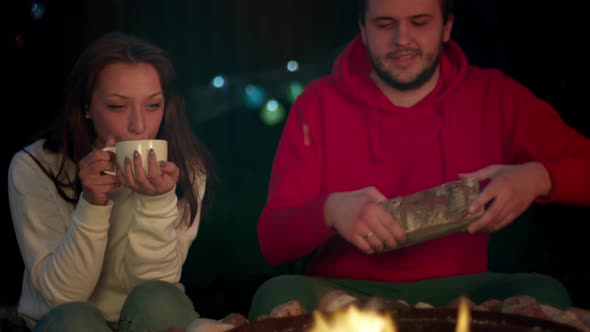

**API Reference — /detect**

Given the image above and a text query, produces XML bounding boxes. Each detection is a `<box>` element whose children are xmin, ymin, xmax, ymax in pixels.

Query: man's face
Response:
<box><xmin>360</xmin><ymin>0</ymin><xmax>453</xmax><ymax>91</ymax></box>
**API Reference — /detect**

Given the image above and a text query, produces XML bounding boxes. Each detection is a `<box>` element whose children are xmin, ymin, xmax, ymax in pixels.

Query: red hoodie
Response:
<box><xmin>257</xmin><ymin>35</ymin><xmax>590</xmax><ymax>282</ymax></box>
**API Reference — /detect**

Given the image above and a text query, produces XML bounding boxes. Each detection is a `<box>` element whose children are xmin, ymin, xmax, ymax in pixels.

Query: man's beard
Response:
<box><xmin>369</xmin><ymin>43</ymin><xmax>443</xmax><ymax>91</ymax></box>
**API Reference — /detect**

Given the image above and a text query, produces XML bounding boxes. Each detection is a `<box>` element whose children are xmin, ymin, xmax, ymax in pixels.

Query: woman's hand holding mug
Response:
<box><xmin>102</xmin><ymin>139</ymin><xmax>179</xmax><ymax>196</ymax></box>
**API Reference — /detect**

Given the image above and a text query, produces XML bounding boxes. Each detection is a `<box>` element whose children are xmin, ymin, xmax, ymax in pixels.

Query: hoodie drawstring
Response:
<box><xmin>434</xmin><ymin>102</ymin><xmax>450</xmax><ymax>181</ymax></box>
<box><xmin>367</xmin><ymin>110</ymin><xmax>383</xmax><ymax>164</ymax></box>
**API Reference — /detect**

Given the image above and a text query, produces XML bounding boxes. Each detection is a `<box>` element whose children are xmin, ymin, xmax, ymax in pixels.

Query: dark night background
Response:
<box><xmin>2</xmin><ymin>0</ymin><xmax>590</xmax><ymax>324</ymax></box>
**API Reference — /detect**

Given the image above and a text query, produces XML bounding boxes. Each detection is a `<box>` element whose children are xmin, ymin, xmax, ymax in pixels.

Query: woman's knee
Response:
<box><xmin>33</xmin><ymin>302</ymin><xmax>109</xmax><ymax>332</ymax></box>
<box><xmin>119</xmin><ymin>280</ymin><xmax>197</xmax><ymax>332</ymax></box>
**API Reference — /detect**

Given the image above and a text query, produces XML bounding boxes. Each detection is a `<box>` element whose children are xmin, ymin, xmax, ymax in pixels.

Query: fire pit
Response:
<box><xmin>230</xmin><ymin>297</ymin><xmax>581</xmax><ymax>332</ymax></box>
<box><xmin>229</xmin><ymin>308</ymin><xmax>578</xmax><ymax>332</ymax></box>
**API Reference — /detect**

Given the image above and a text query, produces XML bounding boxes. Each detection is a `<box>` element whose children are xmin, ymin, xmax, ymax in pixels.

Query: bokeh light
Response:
<box><xmin>31</xmin><ymin>1</ymin><xmax>46</xmax><ymax>20</ymax></box>
<box><xmin>243</xmin><ymin>84</ymin><xmax>267</xmax><ymax>109</ymax></box>
<box><xmin>15</xmin><ymin>34</ymin><xmax>25</xmax><ymax>49</ymax></box>
<box><xmin>287</xmin><ymin>81</ymin><xmax>305</xmax><ymax>104</ymax></box>
<box><xmin>260</xmin><ymin>99</ymin><xmax>286</xmax><ymax>126</ymax></box>
<box><xmin>287</xmin><ymin>60</ymin><xmax>299</xmax><ymax>72</ymax></box>
<box><xmin>211</xmin><ymin>75</ymin><xmax>226</xmax><ymax>89</ymax></box>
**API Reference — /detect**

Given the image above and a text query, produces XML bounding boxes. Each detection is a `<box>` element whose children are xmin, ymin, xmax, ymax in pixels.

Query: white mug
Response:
<box><xmin>102</xmin><ymin>139</ymin><xmax>168</xmax><ymax>176</ymax></box>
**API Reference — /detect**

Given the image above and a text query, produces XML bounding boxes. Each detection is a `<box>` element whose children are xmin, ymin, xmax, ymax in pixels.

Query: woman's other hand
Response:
<box><xmin>117</xmin><ymin>148</ymin><xmax>179</xmax><ymax>196</ymax></box>
<box><xmin>79</xmin><ymin>137</ymin><xmax>119</xmax><ymax>205</ymax></box>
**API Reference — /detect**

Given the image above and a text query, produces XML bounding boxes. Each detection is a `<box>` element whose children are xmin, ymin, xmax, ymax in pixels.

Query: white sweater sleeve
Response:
<box><xmin>8</xmin><ymin>151</ymin><xmax>111</xmax><ymax>307</ymax></box>
<box><xmin>120</xmin><ymin>175</ymin><xmax>205</xmax><ymax>288</ymax></box>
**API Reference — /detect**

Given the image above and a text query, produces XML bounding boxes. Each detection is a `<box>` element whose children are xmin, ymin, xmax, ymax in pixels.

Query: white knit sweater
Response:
<box><xmin>7</xmin><ymin>139</ymin><xmax>205</xmax><ymax>326</ymax></box>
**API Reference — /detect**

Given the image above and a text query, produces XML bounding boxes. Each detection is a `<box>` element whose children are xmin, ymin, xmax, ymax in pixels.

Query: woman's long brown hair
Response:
<box><xmin>38</xmin><ymin>32</ymin><xmax>212</xmax><ymax>225</ymax></box>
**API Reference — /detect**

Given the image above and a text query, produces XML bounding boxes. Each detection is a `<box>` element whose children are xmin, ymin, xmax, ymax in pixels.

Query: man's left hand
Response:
<box><xmin>459</xmin><ymin>162</ymin><xmax>552</xmax><ymax>233</ymax></box>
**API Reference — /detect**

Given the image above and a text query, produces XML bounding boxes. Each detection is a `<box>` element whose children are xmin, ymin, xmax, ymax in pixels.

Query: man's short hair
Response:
<box><xmin>357</xmin><ymin>0</ymin><xmax>455</xmax><ymax>25</ymax></box>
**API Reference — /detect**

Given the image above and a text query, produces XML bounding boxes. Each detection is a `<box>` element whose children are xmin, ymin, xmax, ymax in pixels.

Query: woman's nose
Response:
<box><xmin>128</xmin><ymin>108</ymin><xmax>145</xmax><ymax>134</ymax></box>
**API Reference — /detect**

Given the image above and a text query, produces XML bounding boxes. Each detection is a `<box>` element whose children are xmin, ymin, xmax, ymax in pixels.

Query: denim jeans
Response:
<box><xmin>33</xmin><ymin>280</ymin><xmax>198</xmax><ymax>332</ymax></box>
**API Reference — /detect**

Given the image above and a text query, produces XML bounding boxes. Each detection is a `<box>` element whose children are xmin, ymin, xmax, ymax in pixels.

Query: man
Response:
<box><xmin>249</xmin><ymin>0</ymin><xmax>590</xmax><ymax>319</ymax></box>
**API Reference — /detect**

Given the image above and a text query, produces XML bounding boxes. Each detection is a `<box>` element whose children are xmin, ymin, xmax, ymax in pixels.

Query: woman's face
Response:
<box><xmin>86</xmin><ymin>62</ymin><xmax>165</xmax><ymax>148</ymax></box>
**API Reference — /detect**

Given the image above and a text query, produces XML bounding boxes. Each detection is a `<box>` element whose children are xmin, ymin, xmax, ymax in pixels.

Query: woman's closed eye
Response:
<box><xmin>107</xmin><ymin>104</ymin><xmax>126</xmax><ymax>110</ymax></box>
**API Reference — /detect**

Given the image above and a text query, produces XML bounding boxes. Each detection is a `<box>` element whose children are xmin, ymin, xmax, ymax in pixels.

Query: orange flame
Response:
<box><xmin>309</xmin><ymin>296</ymin><xmax>472</xmax><ymax>332</ymax></box>
<box><xmin>309</xmin><ymin>305</ymin><xmax>397</xmax><ymax>332</ymax></box>
<box><xmin>455</xmin><ymin>296</ymin><xmax>471</xmax><ymax>332</ymax></box>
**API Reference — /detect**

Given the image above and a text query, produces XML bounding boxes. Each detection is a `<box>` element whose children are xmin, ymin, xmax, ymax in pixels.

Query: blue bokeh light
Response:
<box><xmin>31</xmin><ymin>2</ymin><xmax>46</xmax><ymax>20</ymax></box>
<box><xmin>211</xmin><ymin>75</ymin><xmax>226</xmax><ymax>88</ymax></box>
<box><xmin>287</xmin><ymin>60</ymin><xmax>299</xmax><ymax>73</ymax></box>
<box><xmin>243</xmin><ymin>84</ymin><xmax>267</xmax><ymax>109</ymax></box>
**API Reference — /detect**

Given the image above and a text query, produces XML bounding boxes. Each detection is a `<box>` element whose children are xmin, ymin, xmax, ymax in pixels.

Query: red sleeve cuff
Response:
<box><xmin>536</xmin><ymin>158</ymin><xmax>590</xmax><ymax>206</ymax></box>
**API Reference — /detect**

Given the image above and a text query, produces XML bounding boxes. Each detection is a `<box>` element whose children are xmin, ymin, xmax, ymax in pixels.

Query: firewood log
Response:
<box><xmin>317</xmin><ymin>290</ymin><xmax>358</xmax><ymax>312</ymax></box>
<box><xmin>186</xmin><ymin>318</ymin><xmax>235</xmax><ymax>332</ymax></box>
<box><xmin>479</xmin><ymin>299</ymin><xmax>502</xmax><ymax>312</ymax></box>
<box><xmin>220</xmin><ymin>313</ymin><xmax>249</xmax><ymax>327</ymax></box>
<box><xmin>500</xmin><ymin>295</ymin><xmax>548</xmax><ymax>320</ymax></box>
<box><xmin>566</xmin><ymin>307</ymin><xmax>590</xmax><ymax>328</ymax></box>
<box><xmin>270</xmin><ymin>300</ymin><xmax>307</xmax><ymax>318</ymax></box>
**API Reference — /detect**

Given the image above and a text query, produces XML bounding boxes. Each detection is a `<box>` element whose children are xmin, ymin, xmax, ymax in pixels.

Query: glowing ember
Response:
<box><xmin>455</xmin><ymin>296</ymin><xmax>471</xmax><ymax>332</ymax></box>
<box><xmin>309</xmin><ymin>305</ymin><xmax>397</xmax><ymax>332</ymax></box>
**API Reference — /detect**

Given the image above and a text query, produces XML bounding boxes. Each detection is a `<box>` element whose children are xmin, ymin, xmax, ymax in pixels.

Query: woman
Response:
<box><xmin>8</xmin><ymin>32</ymin><xmax>212</xmax><ymax>331</ymax></box>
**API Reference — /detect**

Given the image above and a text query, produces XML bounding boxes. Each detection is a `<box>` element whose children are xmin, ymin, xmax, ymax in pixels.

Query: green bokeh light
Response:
<box><xmin>260</xmin><ymin>99</ymin><xmax>286</xmax><ymax>126</ymax></box>
<box><xmin>287</xmin><ymin>81</ymin><xmax>305</xmax><ymax>104</ymax></box>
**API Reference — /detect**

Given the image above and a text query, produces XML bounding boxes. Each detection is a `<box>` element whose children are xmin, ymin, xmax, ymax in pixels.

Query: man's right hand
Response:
<box><xmin>324</xmin><ymin>187</ymin><xmax>405</xmax><ymax>254</ymax></box>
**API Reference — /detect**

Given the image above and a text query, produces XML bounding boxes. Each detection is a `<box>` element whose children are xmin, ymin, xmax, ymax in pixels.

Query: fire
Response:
<box><xmin>309</xmin><ymin>305</ymin><xmax>397</xmax><ymax>332</ymax></box>
<box><xmin>455</xmin><ymin>296</ymin><xmax>471</xmax><ymax>332</ymax></box>
<box><xmin>308</xmin><ymin>296</ymin><xmax>471</xmax><ymax>332</ymax></box>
